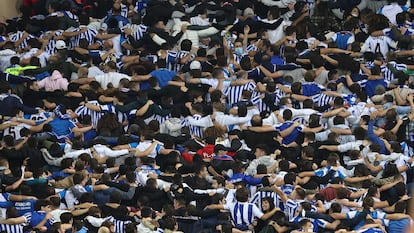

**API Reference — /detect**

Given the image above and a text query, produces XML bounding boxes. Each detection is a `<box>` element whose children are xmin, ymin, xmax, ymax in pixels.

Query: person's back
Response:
<box><xmin>378</xmin><ymin>1</ymin><xmax>408</xmax><ymax>25</ymax></box>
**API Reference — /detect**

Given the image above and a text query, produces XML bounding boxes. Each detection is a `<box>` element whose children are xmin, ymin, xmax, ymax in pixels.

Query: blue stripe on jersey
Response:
<box><xmin>166</xmin><ymin>51</ymin><xmax>178</xmax><ymax>71</ymax></box>
<box><xmin>240</xmin><ymin>204</ymin><xmax>246</xmax><ymax>225</ymax></box>
<box><xmin>233</xmin><ymin>204</ymin><xmax>238</xmax><ymax>224</ymax></box>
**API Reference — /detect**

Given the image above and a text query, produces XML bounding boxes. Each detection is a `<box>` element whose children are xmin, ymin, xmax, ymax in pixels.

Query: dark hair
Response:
<box><xmin>283</xmin><ymin>109</ymin><xmax>293</xmax><ymax>121</ymax></box>
<box><xmin>284</xmin><ymin>172</ymin><xmax>296</xmax><ymax>185</ymax></box>
<box><xmin>34</xmin><ymin>199</ymin><xmax>52</xmax><ymax>211</ymax></box>
<box><xmin>60</xmin><ymin>212</ymin><xmax>73</xmax><ymax>224</ymax></box>
<box><xmin>261</xmin><ymin>197</ymin><xmax>275</xmax><ymax>212</ymax></box>
<box><xmin>235</xmin><ymin>187</ymin><xmax>250</xmax><ymax>202</ymax></box>
<box><xmin>141</xmin><ymin>206</ymin><xmax>153</xmax><ymax>218</ymax></box>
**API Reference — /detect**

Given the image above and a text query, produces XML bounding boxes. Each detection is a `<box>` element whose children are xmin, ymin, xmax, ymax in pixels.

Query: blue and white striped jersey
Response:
<box><xmin>250</xmin><ymin>190</ymin><xmax>280</xmax><ymax>211</ymax></box>
<box><xmin>43</xmin><ymin>30</ymin><xmax>64</xmax><ymax>55</ymax></box>
<box><xmin>9</xmin><ymin>31</ymin><xmax>35</xmax><ymax>51</ymax></box>
<box><xmin>166</xmin><ymin>50</ymin><xmax>178</xmax><ymax>71</ymax></box>
<box><xmin>224</xmin><ymin>82</ymin><xmax>256</xmax><ymax>106</ymax></box>
<box><xmin>0</xmin><ymin>223</ymin><xmax>25</xmax><ymax>233</ymax></box>
<box><xmin>107</xmin><ymin>216</ymin><xmax>131</xmax><ymax>233</ymax></box>
<box><xmin>224</xmin><ymin>201</ymin><xmax>264</xmax><ymax>228</ymax></box>
<box><xmin>69</xmin><ymin>27</ymin><xmax>98</xmax><ymax>48</ymax></box>
<box><xmin>173</xmin><ymin>50</ymin><xmax>194</xmax><ymax>72</ymax></box>
<box><xmin>181</xmin><ymin>114</ymin><xmax>213</xmax><ymax>139</ymax></box>
<box><xmin>381</xmin><ymin>61</ymin><xmax>407</xmax><ymax>82</ymax></box>
<box><xmin>75</xmin><ymin>100</ymin><xmax>104</xmax><ymax>127</ymax></box>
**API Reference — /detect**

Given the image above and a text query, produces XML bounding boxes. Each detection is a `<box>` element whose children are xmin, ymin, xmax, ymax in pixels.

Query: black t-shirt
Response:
<box><xmin>98</xmin><ymin>204</ymin><xmax>130</xmax><ymax>220</ymax></box>
<box><xmin>383</xmin><ymin>118</ymin><xmax>409</xmax><ymax>142</ymax></box>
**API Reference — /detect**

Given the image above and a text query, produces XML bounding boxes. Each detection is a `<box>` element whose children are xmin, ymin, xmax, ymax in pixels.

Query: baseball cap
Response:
<box><xmin>55</xmin><ymin>40</ymin><xmax>67</xmax><ymax>50</ymax></box>
<box><xmin>190</xmin><ymin>60</ymin><xmax>201</xmax><ymax>70</ymax></box>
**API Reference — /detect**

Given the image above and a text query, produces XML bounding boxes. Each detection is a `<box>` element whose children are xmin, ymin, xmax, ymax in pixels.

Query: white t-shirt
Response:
<box><xmin>136</xmin><ymin>140</ymin><xmax>163</xmax><ymax>158</ymax></box>
<box><xmin>94</xmin><ymin>72</ymin><xmax>131</xmax><ymax>89</ymax></box>
<box><xmin>3</xmin><ymin>122</ymin><xmax>32</xmax><ymax>140</ymax></box>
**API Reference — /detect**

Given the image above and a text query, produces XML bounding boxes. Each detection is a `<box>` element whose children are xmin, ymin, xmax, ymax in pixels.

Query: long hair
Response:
<box><xmin>96</xmin><ymin>112</ymin><xmax>121</xmax><ymax>133</ymax></box>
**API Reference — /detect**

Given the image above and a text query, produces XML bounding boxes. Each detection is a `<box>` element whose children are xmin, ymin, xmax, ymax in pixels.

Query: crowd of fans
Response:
<box><xmin>0</xmin><ymin>0</ymin><xmax>413</xmax><ymax>232</ymax></box>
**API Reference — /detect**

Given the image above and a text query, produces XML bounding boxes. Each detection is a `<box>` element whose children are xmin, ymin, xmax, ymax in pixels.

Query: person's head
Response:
<box><xmin>60</xmin><ymin>212</ymin><xmax>73</xmax><ymax>224</ymax></box>
<box><xmin>235</xmin><ymin>187</ymin><xmax>250</xmax><ymax>202</ymax></box>
<box><xmin>163</xmin><ymin>216</ymin><xmax>178</xmax><ymax>231</ymax></box>
<box><xmin>353</xmin><ymin>127</ymin><xmax>367</xmax><ymax>140</ymax></box>
<box><xmin>100</xmin><ymin>221</ymin><xmax>115</xmax><ymax>233</ymax></box>
<box><xmin>173</xmin><ymin>197</ymin><xmax>186</xmax><ymax>209</ymax></box>
<box><xmin>0</xmin><ymin>82</ymin><xmax>11</xmax><ymax>94</ymax></box>
<box><xmin>284</xmin><ymin>172</ymin><xmax>297</xmax><ymax>185</ymax></box>
<box><xmin>356</xmin><ymin>91</ymin><xmax>368</xmax><ymax>103</ymax></box>
<box><xmin>146</xmin><ymin>178</ymin><xmax>158</xmax><ymax>189</ymax></box>
<box><xmin>394</xmin><ymin>200</ymin><xmax>408</xmax><ymax>213</ymax></box>
<box><xmin>140</xmin><ymin>206</ymin><xmax>153</xmax><ymax>218</ymax></box>
<box><xmin>291</xmin><ymin>82</ymin><xmax>302</xmax><ymax>94</ymax></box>
<box><xmin>34</xmin><ymin>199</ymin><xmax>52</xmax><ymax>212</ymax></box>
<box><xmin>283</xmin><ymin>109</ymin><xmax>293</xmax><ymax>121</ymax></box>
<box><xmin>291</xmin><ymin>186</ymin><xmax>306</xmax><ymax>200</ymax></box>
<box><xmin>212</xmin><ymin>102</ymin><xmax>226</xmax><ymax>113</ymax></box>
<box><xmin>261</xmin><ymin>197</ymin><xmax>275</xmax><ymax>212</ymax></box>
<box><xmin>254</xmin><ymin>144</ymin><xmax>269</xmax><ymax>157</ymax></box>
<box><xmin>212</xmin><ymin>68</ymin><xmax>225</xmax><ymax>79</ymax></box>
<box><xmin>251</xmin><ymin>114</ymin><xmax>263</xmax><ymax>127</ymax></box>
<box><xmin>212</xmin><ymin>176</ymin><xmax>225</xmax><ymax>189</ymax></box>
<box><xmin>180</xmin><ymin>39</ymin><xmax>192</xmax><ymax>51</ymax></box>
<box><xmin>329</xmin><ymin>202</ymin><xmax>342</xmax><ymax>213</ymax></box>
<box><xmin>72</xmin><ymin>173</ymin><xmax>85</xmax><ymax>185</ymax></box>
<box><xmin>395</xmin><ymin>182</ymin><xmax>407</xmax><ymax>197</ymax></box>
<box><xmin>109</xmin><ymin>191</ymin><xmax>122</xmax><ymax>204</ymax></box>
<box><xmin>327</xmin><ymin>154</ymin><xmax>339</xmax><ymax>167</ymax></box>
<box><xmin>279</xmin><ymin>160</ymin><xmax>290</xmax><ymax>172</ymax></box>
<box><xmin>6</xmin><ymin>206</ymin><xmax>18</xmax><ymax>219</ymax></box>
<box><xmin>301</xmin><ymin>146</ymin><xmax>314</xmax><ymax>159</ymax></box>
<box><xmin>194</xmin><ymin>164</ymin><xmax>208</xmax><ymax>178</ymax></box>
<box><xmin>362</xmin><ymin>196</ymin><xmax>374</xmax><ymax>209</ymax></box>
<box><xmin>336</xmin><ymin>187</ymin><xmax>349</xmax><ymax>199</ymax></box>
<box><xmin>367</xmin><ymin>186</ymin><xmax>379</xmax><ymax>198</ymax></box>
<box><xmin>279</xmin><ymin>97</ymin><xmax>292</xmax><ymax>107</ymax></box>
